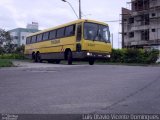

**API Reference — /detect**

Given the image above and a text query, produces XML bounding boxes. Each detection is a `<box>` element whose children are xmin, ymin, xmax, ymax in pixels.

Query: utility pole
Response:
<box><xmin>111</xmin><ymin>33</ymin><xmax>114</xmax><ymax>48</ymax></box>
<box><xmin>79</xmin><ymin>0</ymin><xmax>82</xmax><ymax>19</ymax></box>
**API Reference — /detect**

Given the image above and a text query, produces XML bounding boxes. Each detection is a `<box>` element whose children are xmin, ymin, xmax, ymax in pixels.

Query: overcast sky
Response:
<box><xmin>0</xmin><ymin>0</ymin><xmax>130</xmax><ymax>48</ymax></box>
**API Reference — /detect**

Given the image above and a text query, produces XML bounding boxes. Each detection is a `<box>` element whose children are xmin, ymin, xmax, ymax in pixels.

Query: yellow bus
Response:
<box><xmin>24</xmin><ymin>19</ymin><xmax>112</xmax><ymax>65</ymax></box>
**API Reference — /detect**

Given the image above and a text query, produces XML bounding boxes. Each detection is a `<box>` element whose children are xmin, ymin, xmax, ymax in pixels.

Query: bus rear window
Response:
<box><xmin>26</xmin><ymin>37</ymin><xmax>31</xmax><ymax>44</ymax></box>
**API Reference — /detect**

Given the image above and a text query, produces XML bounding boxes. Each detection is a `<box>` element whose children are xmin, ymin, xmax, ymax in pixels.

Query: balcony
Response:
<box><xmin>130</xmin><ymin>25</ymin><xmax>150</xmax><ymax>31</ymax></box>
<box><xmin>125</xmin><ymin>39</ymin><xmax>160</xmax><ymax>47</ymax></box>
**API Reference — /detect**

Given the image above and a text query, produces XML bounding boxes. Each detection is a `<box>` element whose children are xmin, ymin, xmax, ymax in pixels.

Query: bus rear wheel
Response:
<box><xmin>36</xmin><ymin>53</ymin><xmax>42</xmax><ymax>63</ymax></box>
<box><xmin>32</xmin><ymin>52</ymin><xmax>36</xmax><ymax>62</ymax></box>
<box><xmin>55</xmin><ymin>60</ymin><xmax>61</xmax><ymax>64</ymax></box>
<box><xmin>89</xmin><ymin>59</ymin><xmax>95</xmax><ymax>65</ymax></box>
<box><xmin>67</xmin><ymin>51</ymin><xmax>72</xmax><ymax>65</ymax></box>
<box><xmin>48</xmin><ymin>60</ymin><xmax>54</xmax><ymax>63</ymax></box>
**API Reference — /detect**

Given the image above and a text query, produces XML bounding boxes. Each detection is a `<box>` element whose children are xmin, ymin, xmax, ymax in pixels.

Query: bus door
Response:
<box><xmin>76</xmin><ymin>23</ymin><xmax>82</xmax><ymax>52</ymax></box>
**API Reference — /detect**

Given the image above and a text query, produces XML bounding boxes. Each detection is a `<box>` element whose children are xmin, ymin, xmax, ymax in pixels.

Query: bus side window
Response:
<box><xmin>43</xmin><ymin>32</ymin><xmax>49</xmax><ymax>41</ymax></box>
<box><xmin>57</xmin><ymin>28</ymin><xmax>65</xmax><ymax>38</ymax></box>
<box><xmin>37</xmin><ymin>34</ymin><xmax>43</xmax><ymax>42</ymax></box>
<box><xmin>76</xmin><ymin>24</ymin><xmax>82</xmax><ymax>41</ymax></box>
<box><xmin>49</xmin><ymin>30</ymin><xmax>56</xmax><ymax>40</ymax></box>
<box><xmin>65</xmin><ymin>25</ymin><xmax>75</xmax><ymax>37</ymax></box>
<box><xmin>31</xmin><ymin>36</ymin><xmax>37</xmax><ymax>43</ymax></box>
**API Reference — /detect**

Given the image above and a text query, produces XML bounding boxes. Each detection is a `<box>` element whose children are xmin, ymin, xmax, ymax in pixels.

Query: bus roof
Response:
<box><xmin>27</xmin><ymin>19</ymin><xmax>108</xmax><ymax>37</ymax></box>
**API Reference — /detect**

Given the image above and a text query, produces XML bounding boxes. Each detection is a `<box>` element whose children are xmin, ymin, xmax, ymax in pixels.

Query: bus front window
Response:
<box><xmin>84</xmin><ymin>23</ymin><xmax>98</xmax><ymax>40</ymax></box>
<box><xmin>84</xmin><ymin>22</ymin><xmax>110</xmax><ymax>43</ymax></box>
<box><xmin>98</xmin><ymin>25</ymin><xmax>110</xmax><ymax>43</ymax></box>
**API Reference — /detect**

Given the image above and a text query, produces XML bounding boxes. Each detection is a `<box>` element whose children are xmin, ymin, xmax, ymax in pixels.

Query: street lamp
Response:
<box><xmin>62</xmin><ymin>0</ymin><xmax>81</xmax><ymax>19</ymax></box>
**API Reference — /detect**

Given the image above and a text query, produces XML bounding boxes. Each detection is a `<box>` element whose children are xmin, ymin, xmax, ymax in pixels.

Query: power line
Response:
<box><xmin>104</xmin><ymin>20</ymin><xmax>121</xmax><ymax>23</ymax></box>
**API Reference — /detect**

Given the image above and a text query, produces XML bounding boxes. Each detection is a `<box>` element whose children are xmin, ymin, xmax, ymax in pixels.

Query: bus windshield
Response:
<box><xmin>84</xmin><ymin>22</ymin><xmax>110</xmax><ymax>42</ymax></box>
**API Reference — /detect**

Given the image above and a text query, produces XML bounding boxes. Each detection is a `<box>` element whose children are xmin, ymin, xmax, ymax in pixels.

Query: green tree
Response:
<box><xmin>0</xmin><ymin>29</ymin><xmax>6</xmax><ymax>46</ymax></box>
<box><xmin>0</xmin><ymin>46</ymin><xmax>5</xmax><ymax>54</ymax></box>
<box><xmin>4</xmin><ymin>31</ymin><xmax>16</xmax><ymax>53</ymax></box>
<box><xmin>0</xmin><ymin>29</ymin><xmax>16</xmax><ymax>53</ymax></box>
<box><xmin>15</xmin><ymin>45</ymin><xmax>25</xmax><ymax>54</ymax></box>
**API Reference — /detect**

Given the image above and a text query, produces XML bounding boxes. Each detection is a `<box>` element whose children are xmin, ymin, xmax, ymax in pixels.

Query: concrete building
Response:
<box><xmin>122</xmin><ymin>0</ymin><xmax>160</xmax><ymax>50</ymax></box>
<box><xmin>9</xmin><ymin>22</ymin><xmax>39</xmax><ymax>46</ymax></box>
<box><xmin>27</xmin><ymin>22</ymin><xmax>39</xmax><ymax>30</ymax></box>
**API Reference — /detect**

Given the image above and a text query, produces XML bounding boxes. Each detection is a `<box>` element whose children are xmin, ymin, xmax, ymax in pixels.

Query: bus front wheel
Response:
<box><xmin>89</xmin><ymin>59</ymin><xmax>95</xmax><ymax>65</ymax></box>
<box><xmin>67</xmin><ymin>51</ymin><xmax>72</xmax><ymax>65</ymax></box>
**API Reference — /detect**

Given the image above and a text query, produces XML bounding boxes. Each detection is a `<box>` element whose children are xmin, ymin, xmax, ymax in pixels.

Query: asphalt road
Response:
<box><xmin>0</xmin><ymin>61</ymin><xmax>160</xmax><ymax>114</ymax></box>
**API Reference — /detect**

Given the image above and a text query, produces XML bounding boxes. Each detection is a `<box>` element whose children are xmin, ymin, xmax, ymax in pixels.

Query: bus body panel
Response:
<box><xmin>25</xmin><ymin>36</ymin><xmax>76</xmax><ymax>54</ymax></box>
<box><xmin>81</xmin><ymin>40</ymin><xmax>111</xmax><ymax>53</ymax></box>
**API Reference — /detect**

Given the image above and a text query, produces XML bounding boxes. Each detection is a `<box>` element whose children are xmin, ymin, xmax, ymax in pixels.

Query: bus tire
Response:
<box><xmin>36</xmin><ymin>52</ymin><xmax>42</xmax><ymax>63</ymax></box>
<box><xmin>67</xmin><ymin>51</ymin><xmax>72</xmax><ymax>65</ymax></box>
<box><xmin>89</xmin><ymin>59</ymin><xmax>95</xmax><ymax>65</ymax></box>
<box><xmin>55</xmin><ymin>60</ymin><xmax>61</xmax><ymax>64</ymax></box>
<box><xmin>47</xmin><ymin>60</ymin><xmax>54</xmax><ymax>63</ymax></box>
<box><xmin>32</xmin><ymin>52</ymin><xmax>36</xmax><ymax>62</ymax></box>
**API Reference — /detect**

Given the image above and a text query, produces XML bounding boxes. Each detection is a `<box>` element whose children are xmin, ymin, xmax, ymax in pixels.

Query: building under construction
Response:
<box><xmin>122</xmin><ymin>0</ymin><xmax>160</xmax><ymax>50</ymax></box>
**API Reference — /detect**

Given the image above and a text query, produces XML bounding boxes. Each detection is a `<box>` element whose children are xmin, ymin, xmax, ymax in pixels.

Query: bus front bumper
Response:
<box><xmin>72</xmin><ymin>51</ymin><xmax>111</xmax><ymax>59</ymax></box>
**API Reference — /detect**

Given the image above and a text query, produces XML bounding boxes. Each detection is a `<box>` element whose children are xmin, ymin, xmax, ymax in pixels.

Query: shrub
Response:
<box><xmin>110</xmin><ymin>48</ymin><xmax>159</xmax><ymax>64</ymax></box>
<box><xmin>110</xmin><ymin>49</ymin><xmax>124</xmax><ymax>63</ymax></box>
<box><xmin>123</xmin><ymin>49</ymin><xmax>139</xmax><ymax>63</ymax></box>
<box><xmin>144</xmin><ymin>50</ymin><xmax>159</xmax><ymax>64</ymax></box>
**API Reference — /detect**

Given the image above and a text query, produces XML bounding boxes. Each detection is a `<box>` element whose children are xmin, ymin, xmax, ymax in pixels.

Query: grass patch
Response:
<box><xmin>0</xmin><ymin>54</ymin><xmax>25</xmax><ymax>59</ymax></box>
<box><xmin>0</xmin><ymin>59</ymin><xmax>13</xmax><ymax>67</ymax></box>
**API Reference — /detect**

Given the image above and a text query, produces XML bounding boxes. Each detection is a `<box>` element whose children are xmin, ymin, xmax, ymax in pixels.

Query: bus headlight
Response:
<box><xmin>107</xmin><ymin>55</ymin><xmax>111</xmax><ymax>58</ymax></box>
<box><xmin>87</xmin><ymin>52</ymin><xmax>92</xmax><ymax>56</ymax></box>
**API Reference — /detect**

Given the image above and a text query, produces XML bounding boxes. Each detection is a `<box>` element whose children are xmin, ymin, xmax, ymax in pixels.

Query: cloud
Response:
<box><xmin>0</xmin><ymin>0</ymin><xmax>130</xmax><ymax>48</ymax></box>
